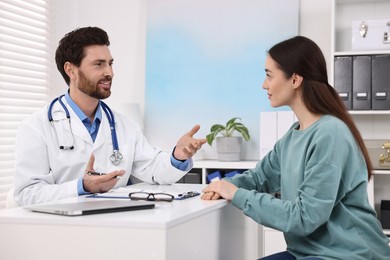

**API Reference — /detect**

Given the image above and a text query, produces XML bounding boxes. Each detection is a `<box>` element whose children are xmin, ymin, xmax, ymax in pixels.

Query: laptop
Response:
<box><xmin>23</xmin><ymin>200</ymin><xmax>155</xmax><ymax>216</ymax></box>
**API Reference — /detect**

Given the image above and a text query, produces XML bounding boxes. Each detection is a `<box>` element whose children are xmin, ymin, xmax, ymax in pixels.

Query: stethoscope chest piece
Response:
<box><xmin>110</xmin><ymin>150</ymin><xmax>123</xmax><ymax>166</ymax></box>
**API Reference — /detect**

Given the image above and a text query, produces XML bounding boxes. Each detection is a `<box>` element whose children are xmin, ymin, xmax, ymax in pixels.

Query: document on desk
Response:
<box><xmin>87</xmin><ymin>187</ymin><xmax>200</xmax><ymax>200</ymax></box>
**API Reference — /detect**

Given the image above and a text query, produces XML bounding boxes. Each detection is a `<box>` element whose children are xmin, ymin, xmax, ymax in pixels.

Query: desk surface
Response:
<box><xmin>0</xmin><ymin>183</ymin><xmax>261</xmax><ymax>260</ymax></box>
<box><xmin>0</xmin><ymin>183</ymin><xmax>227</xmax><ymax>229</ymax></box>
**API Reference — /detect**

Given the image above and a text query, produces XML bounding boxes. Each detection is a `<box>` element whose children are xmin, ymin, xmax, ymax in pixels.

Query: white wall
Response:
<box><xmin>299</xmin><ymin>0</ymin><xmax>332</xmax><ymax>76</ymax></box>
<box><xmin>52</xmin><ymin>0</ymin><xmax>332</xmax><ymax>151</ymax></box>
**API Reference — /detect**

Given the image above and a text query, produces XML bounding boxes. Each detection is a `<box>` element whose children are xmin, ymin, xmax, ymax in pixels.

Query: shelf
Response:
<box><xmin>373</xmin><ymin>170</ymin><xmax>390</xmax><ymax>175</ymax></box>
<box><xmin>192</xmin><ymin>160</ymin><xmax>258</xmax><ymax>185</ymax></box>
<box><xmin>335</xmin><ymin>50</ymin><xmax>390</xmax><ymax>56</ymax></box>
<box><xmin>333</xmin><ymin>0</ymin><xmax>390</xmax><ymax>53</ymax></box>
<box><xmin>337</xmin><ymin>0</ymin><xmax>390</xmax><ymax>4</ymax></box>
<box><xmin>349</xmin><ymin>110</ymin><xmax>390</xmax><ymax>115</ymax></box>
<box><xmin>193</xmin><ymin>160</ymin><xmax>258</xmax><ymax>170</ymax></box>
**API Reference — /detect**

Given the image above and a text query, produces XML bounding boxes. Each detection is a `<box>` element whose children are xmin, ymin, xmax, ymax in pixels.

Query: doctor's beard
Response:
<box><xmin>77</xmin><ymin>69</ymin><xmax>112</xmax><ymax>100</ymax></box>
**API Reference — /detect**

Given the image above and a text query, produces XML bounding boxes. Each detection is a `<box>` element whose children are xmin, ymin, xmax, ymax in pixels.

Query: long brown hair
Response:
<box><xmin>268</xmin><ymin>36</ymin><xmax>372</xmax><ymax>179</ymax></box>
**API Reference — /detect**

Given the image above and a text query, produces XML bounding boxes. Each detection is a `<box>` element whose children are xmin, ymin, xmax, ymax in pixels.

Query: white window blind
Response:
<box><xmin>0</xmin><ymin>0</ymin><xmax>52</xmax><ymax>208</ymax></box>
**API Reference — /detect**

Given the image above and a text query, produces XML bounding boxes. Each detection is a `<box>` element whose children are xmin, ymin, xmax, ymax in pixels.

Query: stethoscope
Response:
<box><xmin>48</xmin><ymin>94</ymin><xmax>123</xmax><ymax>165</ymax></box>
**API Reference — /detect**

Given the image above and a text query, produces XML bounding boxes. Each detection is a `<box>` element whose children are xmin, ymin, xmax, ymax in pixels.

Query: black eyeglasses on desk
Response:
<box><xmin>128</xmin><ymin>192</ymin><xmax>174</xmax><ymax>202</ymax></box>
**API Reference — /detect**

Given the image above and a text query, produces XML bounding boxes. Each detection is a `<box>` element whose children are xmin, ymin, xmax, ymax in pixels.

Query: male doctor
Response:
<box><xmin>14</xmin><ymin>26</ymin><xmax>206</xmax><ymax>206</ymax></box>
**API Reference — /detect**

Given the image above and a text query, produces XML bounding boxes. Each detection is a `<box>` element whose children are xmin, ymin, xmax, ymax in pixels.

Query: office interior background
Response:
<box><xmin>0</xmin><ymin>0</ymin><xmax>334</xmax><ymax>209</ymax></box>
<box><xmin>1</xmin><ymin>1</ymin><xmax>390</xmax><ymax>258</ymax></box>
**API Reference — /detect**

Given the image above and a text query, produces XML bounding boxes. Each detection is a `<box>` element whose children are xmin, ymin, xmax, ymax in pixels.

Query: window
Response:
<box><xmin>0</xmin><ymin>0</ymin><xmax>52</xmax><ymax>208</ymax></box>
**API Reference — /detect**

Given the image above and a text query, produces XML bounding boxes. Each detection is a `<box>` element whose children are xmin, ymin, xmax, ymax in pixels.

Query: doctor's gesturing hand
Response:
<box><xmin>173</xmin><ymin>124</ymin><xmax>207</xmax><ymax>161</ymax></box>
<box><xmin>83</xmin><ymin>155</ymin><xmax>125</xmax><ymax>194</ymax></box>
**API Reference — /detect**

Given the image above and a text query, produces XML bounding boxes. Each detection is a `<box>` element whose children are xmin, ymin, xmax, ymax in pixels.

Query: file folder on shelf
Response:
<box><xmin>225</xmin><ymin>170</ymin><xmax>242</xmax><ymax>178</ymax></box>
<box><xmin>334</xmin><ymin>56</ymin><xmax>353</xmax><ymax>110</ymax></box>
<box><xmin>352</xmin><ymin>56</ymin><xmax>371</xmax><ymax>110</ymax></box>
<box><xmin>372</xmin><ymin>55</ymin><xmax>390</xmax><ymax>110</ymax></box>
<box><xmin>207</xmin><ymin>171</ymin><xmax>222</xmax><ymax>183</ymax></box>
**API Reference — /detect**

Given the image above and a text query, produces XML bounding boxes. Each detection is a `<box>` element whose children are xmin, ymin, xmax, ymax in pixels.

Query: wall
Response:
<box><xmin>144</xmin><ymin>0</ymin><xmax>299</xmax><ymax>160</ymax></box>
<box><xmin>299</xmin><ymin>0</ymin><xmax>332</xmax><ymax>76</ymax></box>
<box><xmin>52</xmin><ymin>0</ymin><xmax>332</xmax><ymax>158</ymax></box>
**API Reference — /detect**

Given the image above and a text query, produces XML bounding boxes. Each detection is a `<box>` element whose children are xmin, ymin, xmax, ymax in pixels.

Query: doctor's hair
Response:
<box><xmin>55</xmin><ymin>26</ymin><xmax>110</xmax><ymax>86</ymax></box>
<box><xmin>268</xmin><ymin>35</ymin><xmax>372</xmax><ymax>179</ymax></box>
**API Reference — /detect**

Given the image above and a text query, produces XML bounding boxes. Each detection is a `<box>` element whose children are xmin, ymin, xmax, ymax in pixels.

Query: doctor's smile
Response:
<box><xmin>98</xmin><ymin>79</ymin><xmax>111</xmax><ymax>89</ymax></box>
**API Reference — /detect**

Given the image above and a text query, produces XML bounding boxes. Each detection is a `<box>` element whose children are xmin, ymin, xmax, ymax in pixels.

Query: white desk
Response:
<box><xmin>0</xmin><ymin>183</ymin><xmax>261</xmax><ymax>260</ymax></box>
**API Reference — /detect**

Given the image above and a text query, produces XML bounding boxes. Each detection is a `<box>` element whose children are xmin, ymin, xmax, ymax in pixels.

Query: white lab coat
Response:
<box><xmin>14</xmin><ymin>97</ymin><xmax>188</xmax><ymax>206</ymax></box>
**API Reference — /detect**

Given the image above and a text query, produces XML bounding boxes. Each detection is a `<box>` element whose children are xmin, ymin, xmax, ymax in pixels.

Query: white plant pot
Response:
<box><xmin>216</xmin><ymin>136</ymin><xmax>242</xmax><ymax>161</ymax></box>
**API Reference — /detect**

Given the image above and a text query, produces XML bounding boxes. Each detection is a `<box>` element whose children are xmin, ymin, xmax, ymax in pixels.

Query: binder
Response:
<box><xmin>380</xmin><ymin>200</ymin><xmax>390</xmax><ymax>229</ymax></box>
<box><xmin>352</xmin><ymin>56</ymin><xmax>371</xmax><ymax>110</ymax></box>
<box><xmin>225</xmin><ymin>170</ymin><xmax>242</xmax><ymax>178</ymax></box>
<box><xmin>259</xmin><ymin>112</ymin><xmax>277</xmax><ymax>159</ymax></box>
<box><xmin>207</xmin><ymin>171</ymin><xmax>222</xmax><ymax>183</ymax></box>
<box><xmin>334</xmin><ymin>56</ymin><xmax>352</xmax><ymax>110</ymax></box>
<box><xmin>372</xmin><ymin>55</ymin><xmax>390</xmax><ymax>110</ymax></box>
<box><xmin>277</xmin><ymin>111</ymin><xmax>296</xmax><ymax>138</ymax></box>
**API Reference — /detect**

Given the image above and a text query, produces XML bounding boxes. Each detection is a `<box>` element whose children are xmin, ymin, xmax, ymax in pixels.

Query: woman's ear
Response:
<box><xmin>292</xmin><ymin>73</ymin><xmax>303</xmax><ymax>89</ymax></box>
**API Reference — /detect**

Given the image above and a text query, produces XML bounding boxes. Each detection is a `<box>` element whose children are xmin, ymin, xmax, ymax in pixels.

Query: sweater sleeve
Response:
<box><xmin>226</xmin><ymin>147</ymin><xmax>282</xmax><ymax>194</ymax></box>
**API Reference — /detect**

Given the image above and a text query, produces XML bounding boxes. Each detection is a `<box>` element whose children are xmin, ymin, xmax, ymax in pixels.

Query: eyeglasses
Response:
<box><xmin>128</xmin><ymin>192</ymin><xmax>174</xmax><ymax>202</ymax></box>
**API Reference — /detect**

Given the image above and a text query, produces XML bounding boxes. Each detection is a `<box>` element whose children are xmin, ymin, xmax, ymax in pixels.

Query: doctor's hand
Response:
<box><xmin>201</xmin><ymin>180</ymin><xmax>238</xmax><ymax>201</ymax></box>
<box><xmin>83</xmin><ymin>155</ymin><xmax>125</xmax><ymax>194</ymax></box>
<box><xmin>174</xmin><ymin>124</ymin><xmax>207</xmax><ymax>161</ymax></box>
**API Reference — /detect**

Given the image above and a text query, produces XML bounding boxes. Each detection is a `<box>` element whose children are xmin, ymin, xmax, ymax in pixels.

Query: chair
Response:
<box><xmin>6</xmin><ymin>187</ymin><xmax>19</xmax><ymax>208</ymax></box>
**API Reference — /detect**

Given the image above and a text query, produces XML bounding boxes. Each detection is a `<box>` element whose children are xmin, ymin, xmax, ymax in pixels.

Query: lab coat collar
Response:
<box><xmin>51</xmin><ymin>96</ymin><xmax>112</xmax><ymax>149</ymax></box>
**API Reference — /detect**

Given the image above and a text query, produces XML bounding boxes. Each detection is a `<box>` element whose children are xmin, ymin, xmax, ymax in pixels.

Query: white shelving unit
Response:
<box><xmin>332</xmin><ymin>0</ymin><xmax>390</xmax><ymax>235</ymax></box>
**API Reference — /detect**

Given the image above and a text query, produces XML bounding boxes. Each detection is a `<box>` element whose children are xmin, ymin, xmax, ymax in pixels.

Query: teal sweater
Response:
<box><xmin>228</xmin><ymin>115</ymin><xmax>390</xmax><ymax>259</ymax></box>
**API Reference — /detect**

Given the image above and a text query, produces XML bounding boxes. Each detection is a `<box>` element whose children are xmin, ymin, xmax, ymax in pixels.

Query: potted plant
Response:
<box><xmin>206</xmin><ymin>117</ymin><xmax>250</xmax><ymax>161</ymax></box>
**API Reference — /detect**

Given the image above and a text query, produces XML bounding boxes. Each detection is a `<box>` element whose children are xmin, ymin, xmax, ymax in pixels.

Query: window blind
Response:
<box><xmin>0</xmin><ymin>0</ymin><xmax>52</xmax><ymax>208</ymax></box>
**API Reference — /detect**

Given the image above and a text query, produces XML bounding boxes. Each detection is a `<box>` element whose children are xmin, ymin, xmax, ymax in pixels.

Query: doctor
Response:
<box><xmin>14</xmin><ymin>26</ymin><xmax>206</xmax><ymax>206</ymax></box>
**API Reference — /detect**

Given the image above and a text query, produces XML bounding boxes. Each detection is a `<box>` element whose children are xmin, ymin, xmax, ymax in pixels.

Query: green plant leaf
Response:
<box><xmin>226</xmin><ymin>117</ymin><xmax>240</xmax><ymax>130</ymax></box>
<box><xmin>206</xmin><ymin>125</ymin><xmax>225</xmax><ymax>145</ymax></box>
<box><xmin>235</xmin><ymin>125</ymin><xmax>250</xmax><ymax>141</ymax></box>
<box><xmin>206</xmin><ymin>117</ymin><xmax>250</xmax><ymax>145</ymax></box>
<box><xmin>210</xmin><ymin>124</ymin><xmax>225</xmax><ymax>132</ymax></box>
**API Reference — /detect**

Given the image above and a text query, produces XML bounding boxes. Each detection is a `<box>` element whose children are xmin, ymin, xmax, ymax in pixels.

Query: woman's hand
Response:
<box><xmin>201</xmin><ymin>180</ymin><xmax>238</xmax><ymax>201</ymax></box>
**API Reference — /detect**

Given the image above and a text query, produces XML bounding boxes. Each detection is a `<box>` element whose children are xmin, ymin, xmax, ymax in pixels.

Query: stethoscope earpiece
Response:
<box><xmin>48</xmin><ymin>95</ymin><xmax>122</xmax><ymax>165</ymax></box>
